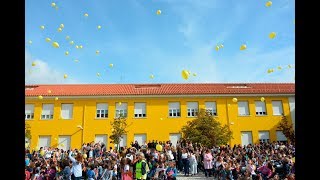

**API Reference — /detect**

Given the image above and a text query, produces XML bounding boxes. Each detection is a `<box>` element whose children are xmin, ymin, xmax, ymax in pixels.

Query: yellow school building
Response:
<box><xmin>25</xmin><ymin>83</ymin><xmax>295</xmax><ymax>150</ymax></box>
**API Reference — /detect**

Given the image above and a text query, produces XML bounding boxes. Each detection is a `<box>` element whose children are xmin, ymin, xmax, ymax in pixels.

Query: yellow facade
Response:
<box><xmin>25</xmin><ymin>95</ymin><xmax>294</xmax><ymax>149</ymax></box>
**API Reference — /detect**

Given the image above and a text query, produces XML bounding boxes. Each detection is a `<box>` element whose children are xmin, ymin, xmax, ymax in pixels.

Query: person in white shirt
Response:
<box><xmin>189</xmin><ymin>151</ymin><xmax>197</xmax><ymax>175</ymax></box>
<box><xmin>68</xmin><ymin>150</ymin><xmax>83</xmax><ymax>180</ymax></box>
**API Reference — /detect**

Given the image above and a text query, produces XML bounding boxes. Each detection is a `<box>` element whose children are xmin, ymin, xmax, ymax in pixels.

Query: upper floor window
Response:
<box><xmin>134</xmin><ymin>103</ymin><xmax>146</xmax><ymax>118</ymax></box>
<box><xmin>238</xmin><ymin>101</ymin><xmax>250</xmax><ymax>116</ymax></box>
<box><xmin>255</xmin><ymin>101</ymin><xmax>267</xmax><ymax>116</ymax></box>
<box><xmin>205</xmin><ymin>102</ymin><xmax>217</xmax><ymax>116</ymax></box>
<box><xmin>115</xmin><ymin>102</ymin><xmax>127</xmax><ymax>118</ymax></box>
<box><xmin>96</xmin><ymin>103</ymin><xmax>108</xmax><ymax>119</ymax></box>
<box><xmin>41</xmin><ymin>104</ymin><xmax>54</xmax><ymax>119</ymax></box>
<box><xmin>168</xmin><ymin>102</ymin><xmax>180</xmax><ymax>117</ymax></box>
<box><xmin>272</xmin><ymin>101</ymin><xmax>283</xmax><ymax>115</ymax></box>
<box><xmin>187</xmin><ymin>102</ymin><xmax>198</xmax><ymax>117</ymax></box>
<box><xmin>25</xmin><ymin>104</ymin><xmax>34</xmax><ymax>120</ymax></box>
<box><xmin>61</xmin><ymin>104</ymin><xmax>73</xmax><ymax>119</ymax></box>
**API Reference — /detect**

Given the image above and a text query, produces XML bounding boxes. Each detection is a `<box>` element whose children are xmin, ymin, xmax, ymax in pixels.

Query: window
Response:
<box><xmin>25</xmin><ymin>104</ymin><xmax>34</xmax><ymax>120</ymax></box>
<box><xmin>258</xmin><ymin>131</ymin><xmax>270</xmax><ymax>143</ymax></box>
<box><xmin>96</xmin><ymin>103</ymin><xmax>108</xmax><ymax>118</ymax></box>
<box><xmin>134</xmin><ymin>103</ymin><xmax>146</xmax><ymax>118</ymax></box>
<box><xmin>61</xmin><ymin>104</ymin><xmax>73</xmax><ymax>119</ymax></box>
<box><xmin>168</xmin><ymin>102</ymin><xmax>180</xmax><ymax>117</ymax></box>
<box><xmin>187</xmin><ymin>102</ymin><xmax>198</xmax><ymax>117</ymax></box>
<box><xmin>115</xmin><ymin>102</ymin><xmax>127</xmax><ymax>118</ymax></box>
<box><xmin>41</xmin><ymin>104</ymin><xmax>54</xmax><ymax>119</ymax></box>
<box><xmin>272</xmin><ymin>101</ymin><xmax>283</xmax><ymax>115</ymax></box>
<box><xmin>276</xmin><ymin>131</ymin><xmax>287</xmax><ymax>142</ymax></box>
<box><xmin>205</xmin><ymin>102</ymin><xmax>217</xmax><ymax>116</ymax></box>
<box><xmin>238</xmin><ymin>101</ymin><xmax>250</xmax><ymax>116</ymax></box>
<box><xmin>255</xmin><ymin>101</ymin><xmax>267</xmax><ymax>116</ymax></box>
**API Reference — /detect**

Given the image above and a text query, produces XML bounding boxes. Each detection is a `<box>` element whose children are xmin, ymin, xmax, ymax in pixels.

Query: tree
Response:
<box><xmin>181</xmin><ymin>108</ymin><xmax>233</xmax><ymax>147</ymax></box>
<box><xmin>109</xmin><ymin>115</ymin><xmax>129</xmax><ymax>151</ymax></box>
<box><xmin>25</xmin><ymin>123</ymin><xmax>32</xmax><ymax>140</ymax></box>
<box><xmin>278</xmin><ymin>115</ymin><xmax>295</xmax><ymax>144</ymax></box>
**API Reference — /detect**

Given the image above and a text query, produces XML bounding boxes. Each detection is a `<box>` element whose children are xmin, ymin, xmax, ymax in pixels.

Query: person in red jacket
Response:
<box><xmin>257</xmin><ymin>162</ymin><xmax>273</xmax><ymax>179</ymax></box>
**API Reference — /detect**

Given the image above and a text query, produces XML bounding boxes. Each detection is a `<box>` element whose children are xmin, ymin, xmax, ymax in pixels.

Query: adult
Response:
<box><xmin>68</xmin><ymin>150</ymin><xmax>83</xmax><ymax>180</ymax></box>
<box><xmin>203</xmin><ymin>149</ymin><xmax>213</xmax><ymax>178</ymax></box>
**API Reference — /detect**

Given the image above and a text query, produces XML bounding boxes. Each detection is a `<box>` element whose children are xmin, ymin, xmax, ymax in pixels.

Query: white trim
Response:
<box><xmin>25</xmin><ymin>93</ymin><xmax>295</xmax><ymax>99</ymax></box>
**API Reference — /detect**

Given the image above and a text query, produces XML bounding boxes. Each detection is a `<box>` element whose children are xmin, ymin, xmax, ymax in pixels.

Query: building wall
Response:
<box><xmin>288</xmin><ymin>97</ymin><xmax>295</xmax><ymax>131</ymax></box>
<box><xmin>25</xmin><ymin>96</ymin><xmax>293</xmax><ymax>149</ymax></box>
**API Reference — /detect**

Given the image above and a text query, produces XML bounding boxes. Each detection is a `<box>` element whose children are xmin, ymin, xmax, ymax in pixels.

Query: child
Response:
<box><xmin>166</xmin><ymin>162</ymin><xmax>177</xmax><ymax>180</ymax></box>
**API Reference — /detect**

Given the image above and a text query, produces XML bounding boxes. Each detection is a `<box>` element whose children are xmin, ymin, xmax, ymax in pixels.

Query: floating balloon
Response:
<box><xmin>267</xmin><ymin>69</ymin><xmax>274</xmax><ymax>73</ymax></box>
<box><xmin>150</xmin><ymin>74</ymin><xmax>154</xmax><ymax>79</ymax></box>
<box><xmin>65</xmin><ymin>51</ymin><xmax>69</xmax><ymax>55</ymax></box>
<box><xmin>265</xmin><ymin>1</ymin><xmax>272</xmax><ymax>7</ymax></box>
<box><xmin>84</xmin><ymin>13</ymin><xmax>89</xmax><ymax>17</ymax></box>
<box><xmin>38</xmin><ymin>95</ymin><xmax>43</xmax><ymax>100</ymax></box>
<box><xmin>156</xmin><ymin>144</ymin><xmax>162</xmax><ymax>151</ymax></box>
<box><xmin>66</xmin><ymin>36</ymin><xmax>70</xmax><ymax>40</ymax></box>
<box><xmin>28</xmin><ymin>40</ymin><xmax>32</xmax><ymax>44</ymax></box>
<box><xmin>277</xmin><ymin>66</ymin><xmax>282</xmax><ymax>70</ymax></box>
<box><xmin>118</xmin><ymin>102</ymin><xmax>122</xmax><ymax>106</ymax></box>
<box><xmin>111</xmin><ymin>128</ymin><xmax>114</xmax><ymax>132</ymax></box>
<box><xmin>55</xmin><ymin>97</ymin><xmax>59</xmax><ymax>101</ymax></box>
<box><xmin>25</xmin><ymin>143</ymin><xmax>29</xmax><ymax>148</ymax></box>
<box><xmin>57</xmin><ymin>27</ymin><xmax>62</xmax><ymax>32</ymax></box>
<box><xmin>240</xmin><ymin>44</ymin><xmax>247</xmax><ymax>50</ymax></box>
<box><xmin>40</xmin><ymin>25</ymin><xmax>45</xmax><ymax>30</ymax></box>
<box><xmin>97</xmin><ymin>73</ymin><xmax>101</xmax><ymax>77</ymax></box>
<box><xmin>79</xmin><ymin>45</ymin><xmax>83</xmax><ymax>49</ymax></box>
<box><xmin>288</xmin><ymin>65</ymin><xmax>292</xmax><ymax>68</ymax></box>
<box><xmin>76</xmin><ymin>45</ymin><xmax>79</xmax><ymax>49</ymax></box>
<box><xmin>269</xmin><ymin>32</ymin><xmax>276</xmax><ymax>39</ymax></box>
<box><xmin>48</xmin><ymin>90</ymin><xmax>52</xmax><ymax>94</ymax></box>
<box><xmin>74</xmin><ymin>59</ymin><xmax>79</xmax><ymax>63</ymax></box>
<box><xmin>69</xmin><ymin>41</ymin><xmax>74</xmax><ymax>45</ymax></box>
<box><xmin>97</xmin><ymin>25</ymin><xmax>102</xmax><ymax>29</ymax></box>
<box><xmin>261</xmin><ymin>97</ymin><xmax>265</xmax><ymax>102</ymax></box>
<box><xmin>220</xmin><ymin>44</ymin><xmax>224</xmax><ymax>48</ymax></box>
<box><xmin>96</xmin><ymin>50</ymin><xmax>100</xmax><ymax>54</ymax></box>
<box><xmin>45</xmin><ymin>38</ymin><xmax>51</xmax><ymax>42</ymax></box>
<box><xmin>51</xmin><ymin>2</ymin><xmax>56</xmax><ymax>7</ymax></box>
<box><xmin>83</xmin><ymin>154</ymin><xmax>87</xmax><ymax>159</ymax></box>
<box><xmin>109</xmin><ymin>63</ymin><xmax>113</xmax><ymax>68</ymax></box>
<box><xmin>32</xmin><ymin>62</ymin><xmax>36</xmax><ymax>66</ymax></box>
<box><xmin>232</xmin><ymin>98</ymin><xmax>238</xmax><ymax>103</ymax></box>
<box><xmin>60</xmin><ymin>24</ymin><xmax>64</xmax><ymax>28</ymax></box>
<box><xmin>193</xmin><ymin>73</ymin><xmax>197</xmax><ymax>76</ymax></box>
<box><xmin>215</xmin><ymin>45</ymin><xmax>220</xmax><ymax>51</ymax></box>
<box><xmin>52</xmin><ymin>42</ymin><xmax>60</xmax><ymax>48</ymax></box>
<box><xmin>34</xmin><ymin>147</ymin><xmax>39</xmax><ymax>151</ymax></box>
<box><xmin>160</xmin><ymin>118</ymin><xmax>163</xmax><ymax>120</ymax></box>
<box><xmin>61</xmin><ymin>144</ymin><xmax>64</xmax><ymax>147</ymax></box>
<box><xmin>156</xmin><ymin>10</ymin><xmax>161</xmax><ymax>15</ymax></box>
<box><xmin>64</xmin><ymin>74</ymin><xmax>68</xmax><ymax>79</ymax></box>
<box><xmin>181</xmin><ymin>70</ymin><xmax>190</xmax><ymax>80</ymax></box>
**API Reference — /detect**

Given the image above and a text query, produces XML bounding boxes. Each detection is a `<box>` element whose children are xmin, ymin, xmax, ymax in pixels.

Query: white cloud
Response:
<box><xmin>25</xmin><ymin>51</ymin><xmax>79</xmax><ymax>84</ymax></box>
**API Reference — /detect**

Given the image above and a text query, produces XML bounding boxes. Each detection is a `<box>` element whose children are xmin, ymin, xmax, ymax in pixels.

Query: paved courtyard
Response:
<box><xmin>176</xmin><ymin>172</ymin><xmax>217</xmax><ymax>180</ymax></box>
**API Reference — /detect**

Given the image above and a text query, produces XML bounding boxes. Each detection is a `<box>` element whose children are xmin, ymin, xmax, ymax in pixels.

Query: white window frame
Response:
<box><xmin>134</xmin><ymin>103</ymin><xmax>146</xmax><ymax>118</ymax></box>
<box><xmin>205</xmin><ymin>102</ymin><xmax>217</xmax><ymax>116</ymax></box>
<box><xmin>25</xmin><ymin>104</ymin><xmax>35</xmax><ymax>120</ymax></box>
<box><xmin>187</xmin><ymin>102</ymin><xmax>199</xmax><ymax>117</ymax></box>
<box><xmin>258</xmin><ymin>131</ymin><xmax>270</xmax><ymax>143</ymax></box>
<box><xmin>168</xmin><ymin>102</ymin><xmax>181</xmax><ymax>117</ymax></box>
<box><xmin>96</xmin><ymin>103</ymin><xmax>108</xmax><ymax>119</ymax></box>
<box><xmin>272</xmin><ymin>101</ymin><xmax>284</xmax><ymax>116</ymax></box>
<box><xmin>41</xmin><ymin>104</ymin><xmax>54</xmax><ymax>120</ymax></box>
<box><xmin>61</xmin><ymin>104</ymin><xmax>73</xmax><ymax>119</ymax></box>
<box><xmin>115</xmin><ymin>102</ymin><xmax>128</xmax><ymax>118</ymax></box>
<box><xmin>255</xmin><ymin>101</ymin><xmax>267</xmax><ymax>116</ymax></box>
<box><xmin>238</xmin><ymin>101</ymin><xmax>250</xmax><ymax>116</ymax></box>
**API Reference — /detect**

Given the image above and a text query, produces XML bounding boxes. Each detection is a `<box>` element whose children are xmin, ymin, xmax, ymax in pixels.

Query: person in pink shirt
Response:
<box><xmin>203</xmin><ymin>149</ymin><xmax>213</xmax><ymax>178</ymax></box>
<box><xmin>257</xmin><ymin>162</ymin><xmax>273</xmax><ymax>180</ymax></box>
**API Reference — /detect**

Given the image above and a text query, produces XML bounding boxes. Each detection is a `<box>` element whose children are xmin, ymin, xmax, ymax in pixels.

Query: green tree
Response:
<box><xmin>25</xmin><ymin>123</ymin><xmax>32</xmax><ymax>140</ymax></box>
<box><xmin>181</xmin><ymin>108</ymin><xmax>233</xmax><ymax>147</ymax></box>
<box><xmin>278</xmin><ymin>115</ymin><xmax>295</xmax><ymax>144</ymax></box>
<box><xmin>109</xmin><ymin>115</ymin><xmax>129</xmax><ymax>151</ymax></box>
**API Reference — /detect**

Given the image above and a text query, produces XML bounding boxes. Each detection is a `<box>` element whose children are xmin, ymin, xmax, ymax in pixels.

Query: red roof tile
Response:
<box><xmin>25</xmin><ymin>83</ymin><xmax>295</xmax><ymax>96</ymax></box>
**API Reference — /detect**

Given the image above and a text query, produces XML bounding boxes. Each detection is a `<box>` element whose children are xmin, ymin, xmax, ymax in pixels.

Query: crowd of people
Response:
<box><xmin>25</xmin><ymin>139</ymin><xmax>295</xmax><ymax>180</ymax></box>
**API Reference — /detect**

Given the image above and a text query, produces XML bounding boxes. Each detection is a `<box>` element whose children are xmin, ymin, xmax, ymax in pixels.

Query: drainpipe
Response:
<box><xmin>225</xmin><ymin>98</ymin><xmax>232</xmax><ymax>146</ymax></box>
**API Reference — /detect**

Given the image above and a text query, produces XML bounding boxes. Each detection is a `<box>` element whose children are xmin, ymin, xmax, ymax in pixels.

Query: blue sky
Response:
<box><xmin>25</xmin><ymin>0</ymin><xmax>295</xmax><ymax>84</ymax></box>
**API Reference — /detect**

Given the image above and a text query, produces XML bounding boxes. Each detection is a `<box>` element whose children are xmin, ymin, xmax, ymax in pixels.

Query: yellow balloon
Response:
<box><xmin>156</xmin><ymin>10</ymin><xmax>161</xmax><ymax>15</ymax></box>
<box><xmin>269</xmin><ymin>32</ymin><xmax>276</xmax><ymax>39</ymax></box>
<box><xmin>111</xmin><ymin>128</ymin><xmax>114</xmax><ymax>132</ymax></box>
<box><xmin>51</xmin><ymin>2</ymin><xmax>56</xmax><ymax>7</ymax></box>
<box><xmin>265</xmin><ymin>1</ymin><xmax>272</xmax><ymax>7</ymax></box>
<box><xmin>83</xmin><ymin>154</ymin><xmax>87</xmax><ymax>159</ymax></box>
<box><xmin>32</xmin><ymin>62</ymin><xmax>36</xmax><ymax>66</ymax></box>
<box><xmin>45</xmin><ymin>38</ymin><xmax>51</xmax><ymax>42</ymax></box>
<box><xmin>34</xmin><ymin>147</ymin><xmax>39</xmax><ymax>151</ymax></box>
<box><xmin>240</xmin><ymin>44</ymin><xmax>247</xmax><ymax>50</ymax></box>
<box><xmin>109</xmin><ymin>63</ymin><xmax>113</xmax><ymax>68</ymax></box>
<box><xmin>52</xmin><ymin>42</ymin><xmax>60</xmax><ymax>48</ymax></box>
<box><xmin>79</xmin><ymin>45</ymin><xmax>83</xmax><ymax>49</ymax></box>
<box><xmin>25</xmin><ymin>143</ymin><xmax>29</xmax><ymax>148</ymax></box>
<box><xmin>40</xmin><ymin>150</ymin><xmax>45</xmax><ymax>156</ymax></box>
<box><xmin>69</xmin><ymin>41</ymin><xmax>74</xmax><ymax>45</ymax></box>
<box><xmin>47</xmin><ymin>90</ymin><xmax>52</xmax><ymax>94</ymax></box>
<box><xmin>267</xmin><ymin>69</ymin><xmax>274</xmax><ymax>73</ymax></box>
<box><xmin>232</xmin><ymin>98</ymin><xmax>238</xmax><ymax>103</ymax></box>
<box><xmin>38</xmin><ymin>95</ymin><xmax>43</xmax><ymax>100</ymax></box>
<box><xmin>181</xmin><ymin>70</ymin><xmax>190</xmax><ymax>80</ymax></box>
<box><xmin>220</xmin><ymin>44</ymin><xmax>224</xmax><ymax>48</ymax></box>
<box><xmin>66</xmin><ymin>36</ymin><xmax>70</xmax><ymax>40</ymax></box>
<box><xmin>60</xmin><ymin>24</ymin><xmax>64</xmax><ymax>28</ymax></box>
<box><xmin>97</xmin><ymin>73</ymin><xmax>101</xmax><ymax>77</ymax></box>
<box><xmin>96</xmin><ymin>50</ymin><xmax>100</xmax><ymax>54</ymax></box>
<box><xmin>28</xmin><ymin>40</ymin><xmax>32</xmax><ymax>44</ymax></box>
<box><xmin>40</xmin><ymin>25</ymin><xmax>45</xmax><ymax>30</ymax></box>
<box><xmin>118</xmin><ymin>102</ymin><xmax>122</xmax><ymax>106</ymax></box>
<box><xmin>84</xmin><ymin>13</ymin><xmax>89</xmax><ymax>17</ymax></box>
<box><xmin>215</xmin><ymin>45</ymin><xmax>220</xmax><ymax>51</ymax></box>
<box><xmin>57</xmin><ymin>27</ymin><xmax>62</xmax><ymax>32</ymax></box>
<box><xmin>97</xmin><ymin>25</ymin><xmax>102</xmax><ymax>29</ymax></box>
<box><xmin>65</xmin><ymin>51</ymin><xmax>69</xmax><ymax>55</ymax></box>
<box><xmin>277</xmin><ymin>66</ymin><xmax>282</xmax><ymax>70</ymax></box>
<box><xmin>76</xmin><ymin>45</ymin><xmax>79</xmax><ymax>49</ymax></box>
<box><xmin>74</xmin><ymin>59</ymin><xmax>79</xmax><ymax>63</ymax></box>
<box><xmin>160</xmin><ymin>118</ymin><xmax>163</xmax><ymax>120</ymax></box>
<box><xmin>288</xmin><ymin>65</ymin><xmax>292</xmax><ymax>68</ymax></box>
<box><xmin>150</xmin><ymin>74</ymin><xmax>154</xmax><ymax>79</ymax></box>
<box><xmin>156</xmin><ymin>144</ymin><xmax>163</xmax><ymax>151</ymax></box>
<box><xmin>55</xmin><ymin>97</ymin><xmax>59</xmax><ymax>101</ymax></box>
<box><xmin>64</xmin><ymin>74</ymin><xmax>68</xmax><ymax>79</ymax></box>
<box><xmin>261</xmin><ymin>97</ymin><xmax>265</xmax><ymax>102</ymax></box>
<box><xmin>193</xmin><ymin>73</ymin><xmax>197</xmax><ymax>76</ymax></box>
<box><xmin>61</xmin><ymin>144</ymin><xmax>64</xmax><ymax>147</ymax></box>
